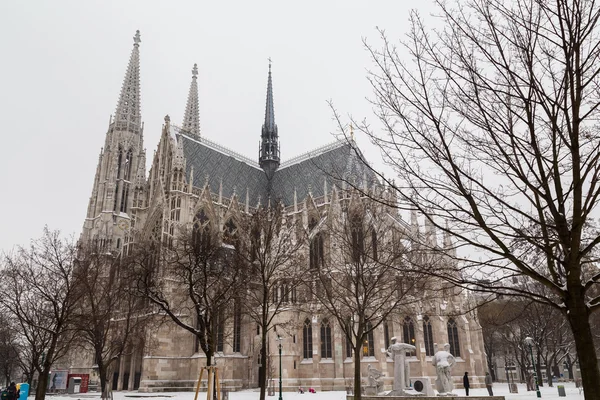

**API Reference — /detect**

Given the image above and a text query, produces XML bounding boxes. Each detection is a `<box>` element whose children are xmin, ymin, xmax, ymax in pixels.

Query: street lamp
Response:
<box><xmin>276</xmin><ymin>335</ymin><xmax>283</xmax><ymax>400</ymax></box>
<box><xmin>524</xmin><ymin>337</ymin><xmax>541</xmax><ymax>398</ymax></box>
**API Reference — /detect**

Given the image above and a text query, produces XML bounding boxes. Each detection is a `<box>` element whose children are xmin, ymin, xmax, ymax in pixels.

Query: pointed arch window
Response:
<box><xmin>345</xmin><ymin>319</ymin><xmax>353</xmax><ymax>359</ymax></box>
<box><xmin>124</xmin><ymin>149</ymin><xmax>133</xmax><ymax>181</ymax></box>
<box><xmin>351</xmin><ymin>216</ymin><xmax>365</xmax><ymax>263</ymax></box>
<box><xmin>320</xmin><ymin>319</ymin><xmax>332</xmax><ymax>359</ymax></box>
<box><xmin>233</xmin><ymin>301</ymin><xmax>241</xmax><ymax>353</ymax></box>
<box><xmin>403</xmin><ymin>316</ymin><xmax>416</xmax><ymax>356</ymax></box>
<box><xmin>362</xmin><ymin>321</ymin><xmax>375</xmax><ymax>357</ymax></box>
<box><xmin>303</xmin><ymin>319</ymin><xmax>313</xmax><ymax>359</ymax></box>
<box><xmin>310</xmin><ymin>232</ymin><xmax>324</xmax><ymax>270</ymax></box>
<box><xmin>383</xmin><ymin>319</ymin><xmax>391</xmax><ymax>348</ymax></box>
<box><xmin>170</xmin><ymin>195</ymin><xmax>181</xmax><ymax>222</ymax></box>
<box><xmin>223</xmin><ymin>219</ymin><xmax>238</xmax><ymax>246</ymax></box>
<box><xmin>447</xmin><ymin>318</ymin><xmax>461</xmax><ymax>357</ymax></box>
<box><xmin>193</xmin><ymin>210</ymin><xmax>211</xmax><ymax>251</ymax></box>
<box><xmin>423</xmin><ymin>316</ymin><xmax>434</xmax><ymax>356</ymax></box>
<box><xmin>116</xmin><ymin>147</ymin><xmax>123</xmax><ymax>178</ymax></box>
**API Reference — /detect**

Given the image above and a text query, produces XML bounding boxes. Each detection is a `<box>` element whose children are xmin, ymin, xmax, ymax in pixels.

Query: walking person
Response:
<box><xmin>463</xmin><ymin>372</ymin><xmax>470</xmax><ymax>396</ymax></box>
<box><xmin>485</xmin><ymin>372</ymin><xmax>494</xmax><ymax>396</ymax></box>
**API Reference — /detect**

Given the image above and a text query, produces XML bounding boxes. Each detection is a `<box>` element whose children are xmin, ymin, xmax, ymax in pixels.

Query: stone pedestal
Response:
<box><xmin>365</xmin><ymin>386</ymin><xmax>379</xmax><ymax>395</ymax></box>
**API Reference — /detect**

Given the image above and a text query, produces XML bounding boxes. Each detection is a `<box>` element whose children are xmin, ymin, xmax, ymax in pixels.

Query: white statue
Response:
<box><xmin>386</xmin><ymin>336</ymin><xmax>416</xmax><ymax>395</ymax></box>
<box><xmin>432</xmin><ymin>343</ymin><xmax>456</xmax><ymax>394</ymax></box>
<box><xmin>367</xmin><ymin>364</ymin><xmax>384</xmax><ymax>389</ymax></box>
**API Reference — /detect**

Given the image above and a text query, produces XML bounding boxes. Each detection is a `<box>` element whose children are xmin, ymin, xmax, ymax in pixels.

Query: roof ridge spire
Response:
<box><xmin>259</xmin><ymin>59</ymin><xmax>280</xmax><ymax>179</ymax></box>
<box><xmin>182</xmin><ymin>63</ymin><xmax>200</xmax><ymax>136</ymax></box>
<box><xmin>113</xmin><ymin>30</ymin><xmax>142</xmax><ymax>134</ymax></box>
<box><xmin>265</xmin><ymin>58</ymin><xmax>275</xmax><ymax>132</ymax></box>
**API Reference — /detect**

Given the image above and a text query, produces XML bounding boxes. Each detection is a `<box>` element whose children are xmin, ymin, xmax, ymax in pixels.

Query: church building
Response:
<box><xmin>76</xmin><ymin>31</ymin><xmax>488</xmax><ymax>393</ymax></box>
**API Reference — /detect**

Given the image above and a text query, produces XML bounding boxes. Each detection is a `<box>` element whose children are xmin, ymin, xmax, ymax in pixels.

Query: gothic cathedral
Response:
<box><xmin>76</xmin><ymin>31</ymin><xmax>488</xmax><ymax>392</ymax></box>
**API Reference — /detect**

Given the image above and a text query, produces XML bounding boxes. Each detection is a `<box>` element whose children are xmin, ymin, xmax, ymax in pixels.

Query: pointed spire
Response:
<box><xmin>264</xmin><ymin>61</ymin><xmax>276</xmax><ymax>133</ymax></box>
<box><xmin>189</xmin><ymin>166</ymin><xmax>194</xmax><ymax>194</ymax></box>
<box><xmin>182</xmin><ymin>63</ymin><xmax>200</xmax><ymax>136</ymax></box>
<box><xmin>425</xmin><ymin>213</ymin><xmax>438</xmax><ymax>248</ymax></box>
<box><xmin>294</xmin><ymin>188</ymin><xmax>298</xmax><ymax>213</ymax></box>
<box><xmin>259</xmin><ymin>60</ymin><xmax>280</xmax><ymax>179</ymax></box>
<box><xmin>323</xmin><ymin>178</ymin><xmax>328</xmax><ymax>203</ymax></box>
<box><xmin>444</xmin><ymin>220</ymin><xmax>456</xmax><ymax>258</ymax></box>
<box><xmin>411</xmin><ymin>208</ymin><xmax>420</xmax><ymax>238</ymax></box>
<box><xmin>114</xmin><ymin>30</ymin><xmax>142</xmax><ymax>134</ymax></box>
<box><xmin>218</xmin><ymin>178</ymin><xmax>223</xmax><ymax>204</ymax></box>
<box><xmin>245</xmin><ymin>188</ymin><xmax>250</xmax><ymax>213</ymax></box>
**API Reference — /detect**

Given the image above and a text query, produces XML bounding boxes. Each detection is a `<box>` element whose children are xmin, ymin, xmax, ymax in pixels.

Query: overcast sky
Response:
<box><xmin>0</xmin><ymin>0</ymin><xmax>436</xmax><ymax>252</ymax></box>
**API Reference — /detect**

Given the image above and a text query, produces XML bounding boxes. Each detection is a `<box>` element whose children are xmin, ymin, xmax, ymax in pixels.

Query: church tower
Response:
<box><xmin>259</xmin><ymin>62</ymin><xmax>280</xmax><ymax>179</ymax></box>
<box><xmin>82</xmin><ymin>30</ymin><xmax>145</xmax><ymax>252</ymax></box>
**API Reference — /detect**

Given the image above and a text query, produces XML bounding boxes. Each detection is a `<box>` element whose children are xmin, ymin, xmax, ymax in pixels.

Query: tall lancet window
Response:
<box><xmin>403</xmin><ymin>316</ymin><xmax>416</xmax><ymax>356</ymax></box>
<box><xmin>383</xmin><ymin>319</ymin><xmax>391</xmax><ymax>348</ymax></box>
<box><xmin>310</xmin><ymin>233</ymin><xmax>324</xmax><ymax>270</ymax></box>
<box><xmin>351</xmin><ymin>216</ymin><xmax>365</xmax><ymax>263</ymax></box>
<box><xmin>223</xmin><ymin>219</ymin><xmax>238</xmax><ymax>247</ymax></box>
<box><xmin>423</xmin><ymin>316</ymin><xmax>435</xmax><ymax>356</ymax></box>
<box><xmin>320</xmin><ymin>319</ymin><xmax>332</xmax><ymax>359</ymax></box>
<box><xmin>362</xmin><ymin>321</ymin><xmax>375</xmax><ymax>357</ymax></box>
<box><xmin>303</xmin><ymin>319</ymin><xmax>313</xmax><ymax>359</ymax></box>
<box><xmin>371</xmin><ymin>230</ymin><xmax>378</xmax><ymax>262</ymax></box>
<box><xmin>233</xmin><ymin>301</ymin><xmax>241</xmax><ymax>353</ymax></box>
<box><xmin>193</xmin><ymin>210</ymin><xmax>211</xmax><ymax>252</ymax></box>
<box><xmin>124</xmin><ymin>149</ymin><xmax>133</xmax><ymax>180</ymax></box>
<box><xmin>114</xmin><ymin>147</ymin><xmax>123</xmax><ymax>211</ymax></box>
<box><xmin>447</xmin><ymin>318</ymin><xmax>461</xmax><ymax>357</ymax></box>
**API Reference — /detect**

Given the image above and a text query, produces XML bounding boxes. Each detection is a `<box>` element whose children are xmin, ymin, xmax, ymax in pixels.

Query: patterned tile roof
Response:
<box><xmin>272</xmin><ymin>142</ymin><xmax>378</xmax><ymax>205</ymax></box>
<box><xmin>178</xmin><ymin>131</ymin><xmax>268</xmax><ymax>205</ymax></box>
<box><xmin>178</xmin><ymin>129</ymin><xmax>378</xmax><ymax>207</ymax></box>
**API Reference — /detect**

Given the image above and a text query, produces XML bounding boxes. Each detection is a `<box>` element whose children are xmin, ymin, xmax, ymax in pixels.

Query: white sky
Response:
<box><xmin>0</xmin><ymin>0</ymin><xmax>436</xmax><ymax>252</ymax></box>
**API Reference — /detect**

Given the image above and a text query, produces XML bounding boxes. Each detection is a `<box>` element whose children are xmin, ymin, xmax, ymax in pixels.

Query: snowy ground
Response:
<box><xmin>43</xmin><ymin>382</ymin><xmax>584</xmax><ymax>400</ymax></box>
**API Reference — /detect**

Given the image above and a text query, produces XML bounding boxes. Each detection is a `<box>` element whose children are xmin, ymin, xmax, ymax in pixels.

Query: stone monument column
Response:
<box><xmin>386</xmin><ymin>337</ymin><xmax>416</xmax><ymax>395</ymax></box>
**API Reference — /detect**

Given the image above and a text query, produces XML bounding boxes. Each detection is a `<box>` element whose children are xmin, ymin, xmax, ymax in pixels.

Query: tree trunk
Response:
<box><xmin>546</xmin><ymin>365</ymin><xmax>553</xmax><ymax>387</ymax></box>
<box><xmin>99</xmin><ymin>367</ymin><xmax>107</xmax><ymax>399</ymax></box>
<box><xmin>98</xmin><ymin>359</ymin><xmax>109</xmax><ymax>400</ymax></box>
<box><xmin>565</xmin><ymin>354</ymin><xmax>574</xmax><ymax>380</ymax></box>
<box><xmin>258</xmin><ymin>328</ymin><xmax>267</xmax><ymax>400</ymax></box>
<box><xmin>34</xmin><ymin>367</ymin><xmax>50</xmax><ymax>400</ymax></box>
<box><xmin>353</xmin><ymin>346</ymin><xmax>362</xmax><ymax>400</ymax></box>
<box><xmin>536</xmin><ymin>353</ymin><xmax>543</xmax><ymax>387</ymax></box>
<box><xmin>567</xmin><ymin>301</ymin><xmax>600</xmax><ymax>400</ymax></box>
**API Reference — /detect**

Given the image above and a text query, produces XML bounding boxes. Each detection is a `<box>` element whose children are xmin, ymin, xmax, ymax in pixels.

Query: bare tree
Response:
<box><xmin>0</xmin><ymin>316</ymin><xmax>20</xmax><ymax>386</ymax></box>
<box><xmin>479</xmin><ymin>298</ymin><xmax>575</xmax><ymax>386</ymax></box>
<box><xmin>235</xmin><ymin>204</ymin><xmax>305</xmax><ymax>400</ymax></box>
<box><xmin>128</xmin><ymin>224</ymin><xmax>242</xmax><ymax>369</ymax></box>
<box><xmin>307</xmin><ymin>194</ymin><xmax>426</xmax><ymax>399</ymax></box>
<box><xmin>335</xmin><ymin>0</ymin><xmax>600</xmax><ymax>396</ymax></box>
<box><xmin>72</xmin><ymin>244</ymin><xmax>148</xmax><ymax>399</ymax></box>
<box><xmin>0</xmin><ymin>228</ymin><xmax>81</xmax><ymax>400</ymax></box>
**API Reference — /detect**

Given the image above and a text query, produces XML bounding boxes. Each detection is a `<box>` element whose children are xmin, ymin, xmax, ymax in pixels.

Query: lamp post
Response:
<box><xmin>277</xmin><ymin>335</ymin><xmax>283</xmax><ymax>400</ymax></box>
<box><xmin>525</xmin><ymin>337</ymin><xmax>541</xmax><ymax>398</ymax></box>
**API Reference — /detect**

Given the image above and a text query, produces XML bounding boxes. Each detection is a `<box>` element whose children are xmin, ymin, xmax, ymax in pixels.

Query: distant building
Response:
<box><xmin>73</xmin><ymin>31</ymin><xmax>488</xmax><ymax>392</ymax></box>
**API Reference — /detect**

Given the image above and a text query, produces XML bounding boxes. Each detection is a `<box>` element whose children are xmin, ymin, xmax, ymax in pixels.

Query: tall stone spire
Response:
<box><xmin>113</xmin><ymin>30</ymin><xmax>142</xmax><ymax>134</ymax></box>
<box><xmin>182</xmin><ymin>63</ymin><xmax>200</xmax><ymax>136</ymax></box>
<box><xmin>259</xmin><ymin>60</ymin><xmax>280</xmax><ymax>179</ymax></box>
<box><xmin>82</xmin><ymin>30</ymin><xmax>145</xmax><ymax>250</ymax></box>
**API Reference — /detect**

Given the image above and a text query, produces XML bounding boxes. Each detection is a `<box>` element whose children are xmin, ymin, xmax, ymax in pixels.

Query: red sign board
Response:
<box><xmin>66</xmin><ymin>374</ymin><xmax>89</xmax><ymax>393</ymax></box>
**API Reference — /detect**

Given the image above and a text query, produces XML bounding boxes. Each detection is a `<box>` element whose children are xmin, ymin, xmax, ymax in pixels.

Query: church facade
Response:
<box><xmin>75</xmin><ymin>31</ymin><xmax>488</xmax><ymax>393</ymax></box>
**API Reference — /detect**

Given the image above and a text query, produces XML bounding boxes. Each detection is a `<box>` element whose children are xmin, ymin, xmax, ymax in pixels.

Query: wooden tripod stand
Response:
<box><xmin>194</xmin><ymin>366</ymin><xmax>221</xmax><ymax>400</ymax></box>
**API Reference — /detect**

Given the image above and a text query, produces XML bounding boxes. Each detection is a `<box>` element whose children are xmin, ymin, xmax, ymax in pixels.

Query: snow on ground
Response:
<box><xmin>44</xmin><ymin>382</ymin><xmax>584</xmax><ymax>400</ymax></box>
